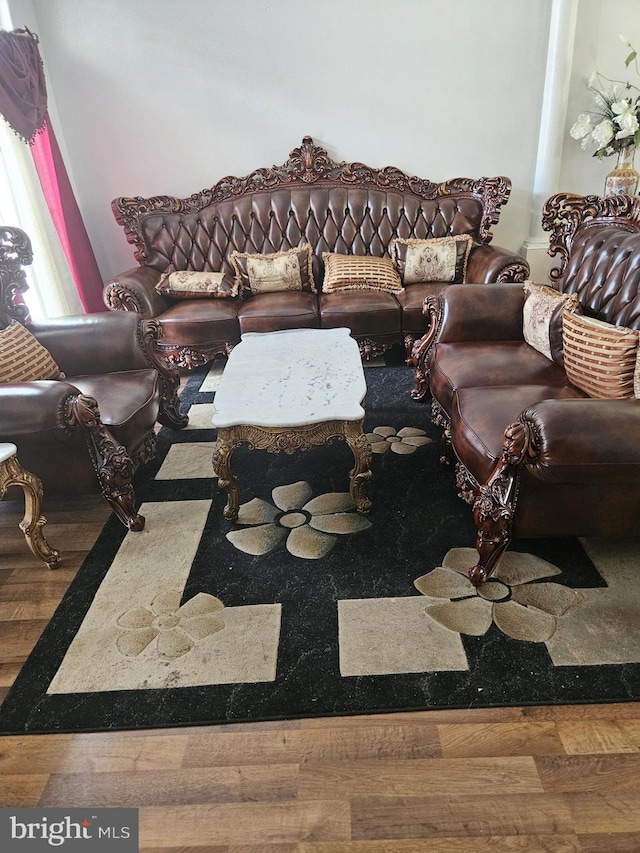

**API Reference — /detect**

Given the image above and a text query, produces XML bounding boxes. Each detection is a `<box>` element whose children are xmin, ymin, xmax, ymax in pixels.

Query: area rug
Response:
<box><xmin>1</xmin><ymin>361</ymin><xmax>639</xmax><ymax>735</ymax></box>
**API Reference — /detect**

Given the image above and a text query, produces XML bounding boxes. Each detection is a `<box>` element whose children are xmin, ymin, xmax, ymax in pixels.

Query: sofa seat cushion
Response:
<box><xmin>237</xmin><ymin>291</ymin><xmax>319</xmax><ymax>334</ymax></box>
<box><xmin>429</xmin><ymin>341</ymin><xmax>572</xmax><ymax>419</ymax></box>
<box><xmin>395</xmin><ymin>282</ymin><xmax>449</xmax><ymax>333</ymax></box>
<box><xmin>69</xmin><ymin>369</ymin><xmax>161</xmax><ymax>450</ymax></box>
<box><xmin>157</xmin><ymin>298</ymin><xmax>240</xmax><ymax>346</ymax></box>
<box><xmin>319</xmin><ymin>290</ymin><xmax>401</xmax><ymax>336</ymax></box>
<box><xmin>451</xmin><ymin>384</ymin><xmax>587</xmax><ymax>486</ymax></box>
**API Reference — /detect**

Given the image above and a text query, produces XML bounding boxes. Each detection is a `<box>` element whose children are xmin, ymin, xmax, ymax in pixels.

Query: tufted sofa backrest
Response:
<box><xmin>135</xmin><ymin>186</ymin><xmax>488</xmax><ymax>283</ymax></box>
<box><xmin>113</xmin><ymin>137</ymin><xmax>512</xmax><ymax>288</ymax></box>
<box><xmin>543</xmin><ymin>193</ymin><xmax>640</xmax><ymax>332</ymax></box>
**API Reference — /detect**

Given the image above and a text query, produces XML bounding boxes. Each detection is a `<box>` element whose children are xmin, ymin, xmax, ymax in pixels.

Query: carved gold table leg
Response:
<box><xmin>343</xmin><ymin>420</ymin><xmax>372</xmax><ymax>514</ymax></box>
<box><xmin>212</xmin><ymin>420</ymin><xmax>373</xmax><ymax>520</ymax></box>
<box><xmin>212</xmin><ymin>432</ymin><xmax>240</xmax><ymax>521</ymax></box>
<box><xmin>0</xmin><ymin>444</ymin><xmax>61</xmax><ymax>569</ymax></box>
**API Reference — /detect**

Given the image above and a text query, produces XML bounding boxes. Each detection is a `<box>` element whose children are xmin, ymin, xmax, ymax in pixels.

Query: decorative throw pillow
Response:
<box><xmin>155</xmin><ymin>270</ymin><xmax>238</xmax><ymax>299</ymax></box>
<box><xmin>321</xmin><ymin>253</ymin><xmax>403</xmax><ymax>293</ymax></box>
<box><xmin>562</xmin><ymin>311</ymin><xmax>639</xmax><ymax>399</ymax></box>
<box><xmin>390</xmin><ymin>235</ymin><xmax>473</xmax><ymax>284</ymax></box>
<box><xmin>0</xmin><ymin>320</ymin><xmax>64</xmax><ymax>382</ymax></box>
<box><xmin>522</xmin><ymin>281</ymin><xmax>581</xmax><ymax>362</ymax></box>
<box><xmin>231</xmin><ymin>245</ymin><xmax>316</xmax><ymax>294</ymax></box>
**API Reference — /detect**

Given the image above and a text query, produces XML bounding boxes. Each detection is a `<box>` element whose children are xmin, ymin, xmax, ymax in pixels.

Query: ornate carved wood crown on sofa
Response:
<box><xmin>104</xmin><ymin>136</ymin><xmax>530</xmax><ymax>368</ymax></box>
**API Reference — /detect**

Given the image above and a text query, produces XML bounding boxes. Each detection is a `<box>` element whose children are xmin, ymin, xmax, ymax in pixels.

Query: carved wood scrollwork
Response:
<box><xmin>542</xmin><ymin>192</ymin><xmax>640</xmax><ymax>282</ymax></box>
<box><xmin>0</xmin><ymin>226</ymin><xmax>33</xmax><ymax>326</ymax></box>
<box><xmin>157</xmin><ymin>343</ymin><xmax>232</xmax><ymax>370</ymax></box>
<box><xmin>103</xmin><ymin>283</ymin><xmax>143</xmax><ymax>313</ymax></box>
<box><xmin>65</xmin><ymin>393</ymin><xmax>146</xmax><ymax>531</ymax></box>
<box><xmin>0</xmin><ymin>453</ymin><xmax>61</xmax><ymax>568</ymax></box>
<box><xmin>138</xmin><ymin>319</ymin><xmax>188</xmax><ymax>429</ymax></box>
<box><xmin>358</xmin><ymin>338</ymin><xmax>390</xmax><ymax>360</ymax></box>
<box><xmin>409</xmin><ymin>294</ymin><xmax>442</xmax><ymax>401</ymax></box>
<box><xmin>468</xmin><ymin>417</ymin><xmax>541</xmax><ymax>586</ymax></box>
<box><xmin>496</xmin><ymin>262</ymin><xmax>530</xmax><ymax>283</ymax></box>
<box><xmin>112</xmin><ymin>137</ymin><xmax>513</xmax><ymax>264</ymax></box>
<box><xmin>212</xmin><ymin>419</ymin><xmax>372</xmax><ymax>521</ymax></box>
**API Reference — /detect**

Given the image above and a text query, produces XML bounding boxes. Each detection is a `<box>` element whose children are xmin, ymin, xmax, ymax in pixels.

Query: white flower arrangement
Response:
<box><xmin>570</xmin><ymin>34</ymin><xmax>640</xmax><ymax>159</ymax></box>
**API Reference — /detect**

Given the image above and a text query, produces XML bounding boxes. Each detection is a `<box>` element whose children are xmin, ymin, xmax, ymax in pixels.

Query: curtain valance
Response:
<box><xmin>0</xmin><ymin>28</ymin><xmax>47</xmax><ymax>144</ymax></box>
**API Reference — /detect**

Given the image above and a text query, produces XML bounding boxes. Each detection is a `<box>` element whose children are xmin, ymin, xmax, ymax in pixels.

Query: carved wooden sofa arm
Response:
<box><xmin>103</xmin><ymin>266</ymin><xmax>168</xmax><ymax>317</ymax></box>
<box><xmin>0</xmin><ymin>383</ymin><xmax>146</xmax><ymax>531</ymax></box>
<box><xmin>468</xmin><ymin>398</ymin><xmax>640</xmax><ymax>586</ymax></box>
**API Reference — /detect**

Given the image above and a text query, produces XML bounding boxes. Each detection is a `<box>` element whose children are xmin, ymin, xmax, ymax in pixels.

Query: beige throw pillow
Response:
<box><xmin>321</xmin><ymin>254</ymin><xmax>403</xmax><ymax>293</ymax></box>
<box><xmin>155</xmin><ymin>270</ymin><xmax>238</xmax><ymax>299</ymax></box>
<box><xmin>522</xmin><ymin>281</ymin><xmax>581</xmax><ymax>362</ymax></box>
<box><xmin>390</xmin><ymin>235</ymin><xmax>473</xmax><ymax>284</ymax></box>
<box><xmin>0</xmin><ymin>320</ymin><xmax>64</xmax><ymax>383</ymax></box>
<box><xmin>562</xmin><ymin>311</ymin><xmax>639</xmax><ymax>399</ymax></box>
<box><xmin>231</xmin><ymin>245</ymin><xmax>316</xmax><ymax>294</ymax></box>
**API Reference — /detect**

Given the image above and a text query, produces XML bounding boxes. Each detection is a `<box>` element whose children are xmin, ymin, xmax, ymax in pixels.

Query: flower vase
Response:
<box><xmin>604</xmin><ymin>144</ymin><xmax>639</xmax><ymax>196</ymax></box>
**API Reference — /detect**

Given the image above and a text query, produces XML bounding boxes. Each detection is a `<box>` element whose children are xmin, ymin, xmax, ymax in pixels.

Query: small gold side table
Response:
<box><xmin>0</xmin><ymin>443</ymin><xmax>61</xmax><ymax>569</ymax></box>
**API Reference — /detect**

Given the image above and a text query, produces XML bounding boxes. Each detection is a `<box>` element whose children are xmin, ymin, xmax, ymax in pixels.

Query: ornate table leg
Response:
<box><xmin>0</xmin><ymin>447</ymin><xmax>61</xmax><ymax>569</ymax></box>
<box><xmin>212</xmin><ymin>431</ymin><xmax>240</xmax><ymax>521</ymax></box>
<box><xmin>343</xmin><ymin>421</ymin><xmax>373</xmax><ymax>514</ymax></box>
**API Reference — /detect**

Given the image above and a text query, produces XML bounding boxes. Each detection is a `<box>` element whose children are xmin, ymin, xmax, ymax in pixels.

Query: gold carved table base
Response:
<box><xmin>212</xmin><ymin>419</ymin><xmax>372</xmax><ymax>521</ymax></box>
<box><xmin>0</xmin><ymin>449</ymin><xmax>61</xmax><ymax>569</ymax></box>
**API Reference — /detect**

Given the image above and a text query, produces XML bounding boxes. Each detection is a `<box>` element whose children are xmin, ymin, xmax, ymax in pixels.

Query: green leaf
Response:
<box><xmin>635</xmin><ymin>128</ymin><xmax>640</xmax><ymax>147</ymax></box>
<box><xmin>625</xmin><ymin>50</ymin><xmax>637</xmax><ymax>67</ymax></box>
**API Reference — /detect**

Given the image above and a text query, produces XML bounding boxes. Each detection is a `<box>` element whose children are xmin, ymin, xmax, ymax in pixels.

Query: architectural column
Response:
<box><xmin>521</xmin><ymin>0</ymin><xmax>579</xmax><ymax>281</ymax></box>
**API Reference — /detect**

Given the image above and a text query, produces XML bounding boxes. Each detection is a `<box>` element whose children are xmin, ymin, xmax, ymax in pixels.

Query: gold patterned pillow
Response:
<box><xmin>155</xmin><ymin>270</ymin><xmax>238</xmax><ymax>299</ymax></box>
<box><xmin>390</xmin><ymin>235</ymin><xmax>473</xmax><ymax>284</ymax></box>
<box><xmin>563</xmin><ymin>311</ymin><xmax>639</xmax><ymax>399</ymax></box>
<box><xmin>231</xmin><ymin>245</ymin><xmax>316</xmax><ymax>294</ymax></box>
<box><xmin>321</xmin><ymin>254</ymin><xmax>403</xmax><ymax>293</ymax></box>
<box><xmin>0</xmin><ymin>320</ymin><xmax>64</xmax><ymax>382</ymax></box>
<box><xmin>522</xmin><ymin>281</ymin><xmax>581</xmax><ymax>362</ymax></box>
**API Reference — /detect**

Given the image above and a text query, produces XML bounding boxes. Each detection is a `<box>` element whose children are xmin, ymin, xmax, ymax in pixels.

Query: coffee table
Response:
<box><xmin>211</xmin><ymin>328</ymin><xmax>372</xmax><ymax>520</ymax></box>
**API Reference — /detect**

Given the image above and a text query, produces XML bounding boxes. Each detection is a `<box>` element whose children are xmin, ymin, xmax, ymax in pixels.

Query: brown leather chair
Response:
<box><xmin>0</xmin><ymin>226</ymin><xmax>188</xmax><ymax>530</ymax></box>
<box><xmin>424</xmin><ymin>194</ymin><xmax>640</xmax><ymax>585</ymax></box>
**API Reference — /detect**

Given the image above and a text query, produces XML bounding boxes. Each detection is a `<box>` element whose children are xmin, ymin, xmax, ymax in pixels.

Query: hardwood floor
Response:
<box><xmin>1</xmin><ymin>497</ymin><xmax>640</xmax><ymax>852</ymax></box>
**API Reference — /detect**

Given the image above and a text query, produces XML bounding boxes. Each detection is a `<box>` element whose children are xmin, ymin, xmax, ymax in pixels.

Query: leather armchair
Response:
<box><xmin>424</xmin><ymin>193</ymin><xmax>640</xmax><ymax>585</ymax></box>
<box><xmin>0</xmin><ymin>226</ymin><xmax>188</xmax><ymax>530</ymax></box>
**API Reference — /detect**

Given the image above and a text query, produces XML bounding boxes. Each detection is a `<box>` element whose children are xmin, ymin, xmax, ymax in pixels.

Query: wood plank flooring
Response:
<box><xmin>1</xmin><ymin>497</ymin><xmax>639</xmax><ymax>851</ymax></box>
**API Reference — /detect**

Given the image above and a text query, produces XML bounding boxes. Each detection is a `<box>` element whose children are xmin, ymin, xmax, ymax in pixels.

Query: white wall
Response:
<box><xmin>16</xmin><ymin>0</ymin><xmax>553</xmax><ymax>280</ymax></box>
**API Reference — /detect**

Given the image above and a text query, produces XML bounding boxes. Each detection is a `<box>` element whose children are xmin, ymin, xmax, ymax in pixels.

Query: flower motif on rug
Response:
<box><xmin>414</xmin><ymin>548</ymin><xmax>583</xmax><ymax>642</ymax></box>
<box><xmin>226</xmin><ymin>480</ymin><xmax>372</xmax><ymax>559</ymax></box>
<box><xmin>116</xmin><ymin>590</ymin><xmax>225</xmax><ymax>660</ymax></box>
<box><xmin>366</xmin><ymin>425</ymin><xmax>432</xmax><ymax>455</ymax></box>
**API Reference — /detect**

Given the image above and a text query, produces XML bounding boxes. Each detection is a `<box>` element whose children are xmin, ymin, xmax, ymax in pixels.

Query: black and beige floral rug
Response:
<box><xmin>1</xmin><ymin>361</ymin><xmax>639</xmax><ymax>734</ymax></box>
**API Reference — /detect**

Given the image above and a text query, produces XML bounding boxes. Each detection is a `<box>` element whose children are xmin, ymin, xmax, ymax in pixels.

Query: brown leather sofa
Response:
<box><xmin>424</xmin><ymin>193</ymin><xmax>640</xmax><ymax>585</ymax></box>
<box><xmin>103</xmin><ymin>137</ymin><xmax>529</xmax><ymax>367</ymax></box>
<box><xmin>0</xmin><ymin>226</ymin><xmax>187</xmax><ymax>531</ymax></box>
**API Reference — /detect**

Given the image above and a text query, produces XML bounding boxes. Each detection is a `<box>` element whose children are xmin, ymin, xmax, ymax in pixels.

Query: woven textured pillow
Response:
<box><xmin>155</xmin><ymin>270</ymin><xmax>238</xmax><ymax>299</ymax></box>
<box><xmin>390</xmin><ymin>235</ymin><xmax>472</xmax><ymax>284</ymax></box>
<box><xmin>0</xmin><ymin>320</ymin><xmax>64</xmax><ymax>383</ymax></box>
<box><xmin>231</xmin><ymin>245</ymin><xmax>315</xmax><ymax>294</ymax></box>
<box><xmin>522</xmin><ymin>281</ymin><xmax>581</xmax><ymax>362</ymax></box>
<box><xmin>321</xmin><ymin>253</ymin><xmax>402</xmax><ymax>293</ymax></box>
<box><xmin>562</xmin><ymin>312</ymin><xmax>639</xmax><ymax>399</ymax></box>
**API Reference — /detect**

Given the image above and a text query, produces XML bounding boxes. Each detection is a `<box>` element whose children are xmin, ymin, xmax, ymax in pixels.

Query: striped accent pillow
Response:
<box><xmin>0</xmin><ymin>321</ymin><xmax>64</xmax><ymax>383</ymax></box>
<box><xmin>322</xmin><ymin>253</ymin><xmax>403</xmax><ymax>293</ymax></box>
<box><xmin>562</xmin><ymin>312</ymin><xmax>639</xmax><ymax>399</ymax></box>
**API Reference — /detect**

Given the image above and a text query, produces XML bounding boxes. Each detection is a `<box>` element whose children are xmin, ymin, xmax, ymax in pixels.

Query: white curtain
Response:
<box><xmin>0</xmin><ymin>118</ymin><xmax>84</xmax><ymax>319</ymax></box>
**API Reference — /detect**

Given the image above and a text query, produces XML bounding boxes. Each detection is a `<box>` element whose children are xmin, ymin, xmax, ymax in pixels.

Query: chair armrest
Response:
<box><xmin>103</xmin><ymin>266</ymin><xmax>169</xmax><ymax>317</ymax></box>
<box><xmin>436</xmin><ymin>282</ymin><xmax>526</xmax><ymax>343</ymax></box>
<box><xmin>466</xmin><ymin>244</ymin><xmax>530</xmax><ymax>283</ymax></box>
<box><xmin>522</xmin><ymin>398</ymin><xmax>640</xmax><ymax>483</ymax></box>
<box><xmin>0</xmin><ymin>382</ymin><xmax>81</xmax><ymax>434</ymax></box>
<box><xmin>29</xmin><ymin>312</ymin><xmax>153</xmax><ymax>375</ymax></box>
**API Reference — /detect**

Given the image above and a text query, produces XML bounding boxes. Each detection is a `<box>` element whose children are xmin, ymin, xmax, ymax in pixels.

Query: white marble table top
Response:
<box><xmin>0</xmin><ymin>443</ymin><xmax>17</xmax><ymax>465</ymax></box>
<box><xmin>212</xmin><ymin>328</ymin><xmax>366</xmax><ymax>428</ymax></box>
